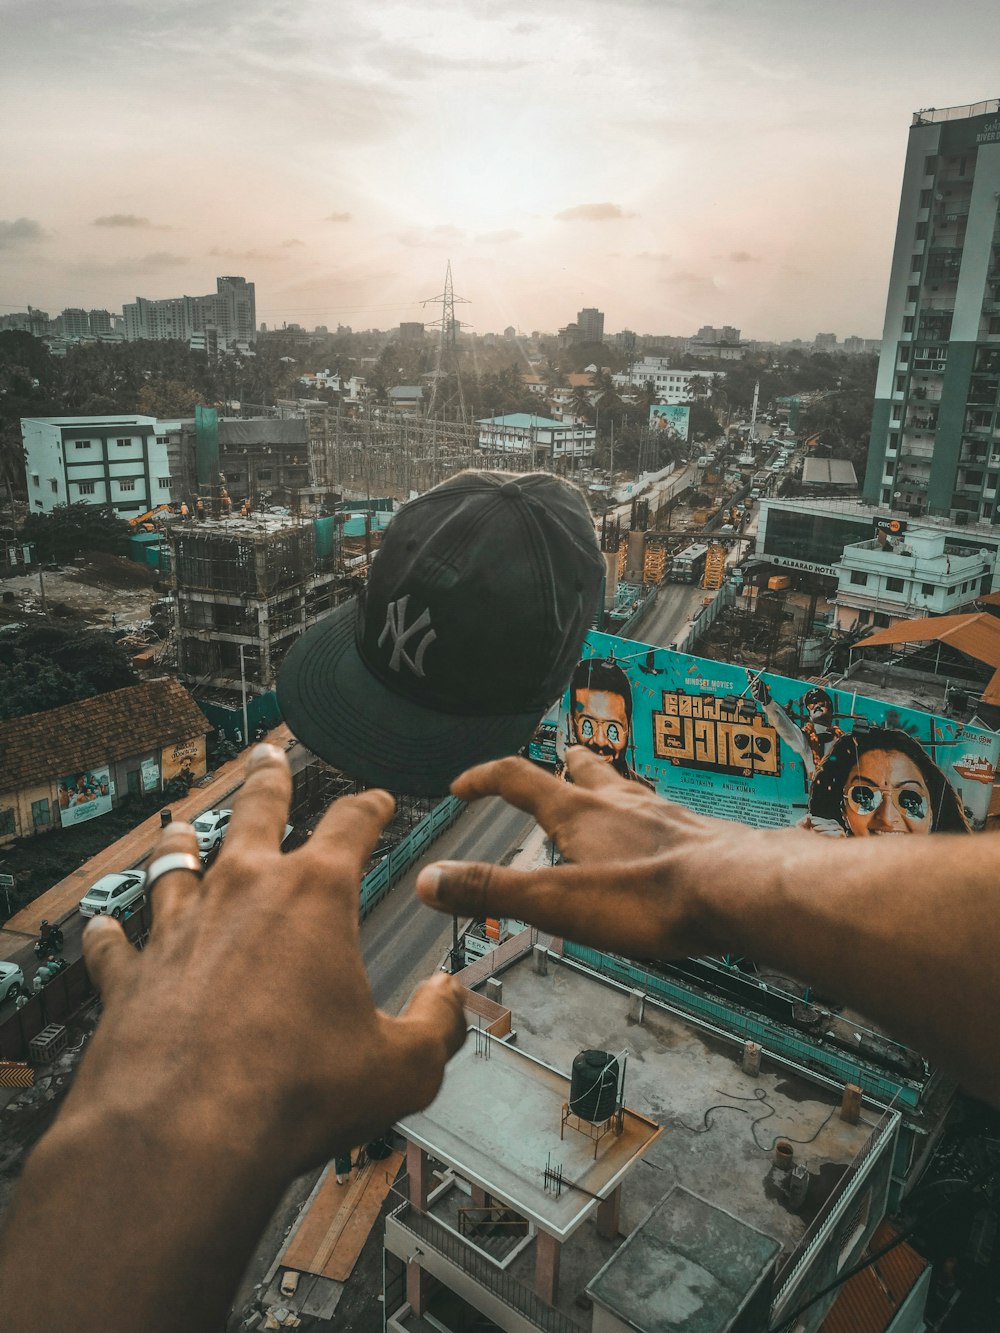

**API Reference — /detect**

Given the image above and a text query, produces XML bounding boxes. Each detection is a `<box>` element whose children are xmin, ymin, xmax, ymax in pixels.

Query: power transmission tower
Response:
<box><xmin>421</xmin><ymin>260</ymin><xmax>470</xmax><ymax>424</ymax></box>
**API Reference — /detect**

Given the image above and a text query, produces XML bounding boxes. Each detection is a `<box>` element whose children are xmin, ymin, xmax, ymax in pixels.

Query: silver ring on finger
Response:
<box><xmin>146</xmin><ymin>852</ymin><xmax>204</xmax><ymax>891</ymax></box>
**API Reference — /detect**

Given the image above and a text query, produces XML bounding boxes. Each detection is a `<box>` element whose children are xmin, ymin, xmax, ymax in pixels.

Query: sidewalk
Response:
<box><xmin>3</xmin><ymin>725</ymin><xmax>298</xmax><ymax>945</ymax></box>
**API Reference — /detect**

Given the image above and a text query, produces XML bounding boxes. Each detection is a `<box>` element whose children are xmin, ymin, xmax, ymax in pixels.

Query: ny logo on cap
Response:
<box><xmin>379</xmin><ymin>595</ymin><xmax>437</xmax><ymax>677</ymax></box>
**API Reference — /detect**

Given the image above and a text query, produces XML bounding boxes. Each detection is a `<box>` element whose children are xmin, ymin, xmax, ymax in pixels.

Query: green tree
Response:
<box><xmin>19</xmin><ymin>503</ymin><xmax>131</xmax><ymax>562</ymax></box>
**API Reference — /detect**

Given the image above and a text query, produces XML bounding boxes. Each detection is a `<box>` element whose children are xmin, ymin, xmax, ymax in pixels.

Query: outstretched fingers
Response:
<box><xmin>450</xmin><ymin>756</ymin><xmax>574</xmax><ymax>825</ymax></box>
<box><xmin>416</xmin><ymin>857</ymin><xmax>681</xmax><ymax>959</ymax></box>
<box><xmin>223</xmin><ymin>743</ymin><xmax>293</xmax><ymax>854</ymax></box>
<box><xmin>82</xmin><ymin>915</ymin><xmax>139</xmax><ymax>1004</ymax></box>
<box><xmin>307</xmin><ymin>787</ymin><xmax>396</xmax><ymax>877</ymax></box>
<box><xmin>377</xmin><ymin>973</ymin><xmax>468</xmax><ymax>1117</ymax></box>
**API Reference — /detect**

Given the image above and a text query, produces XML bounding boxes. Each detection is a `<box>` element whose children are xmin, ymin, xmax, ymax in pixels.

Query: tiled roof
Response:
<box><xmin>0</xmin><ymin>677</ymin><xmax>213</xmax><ymax>790</ymax></box>
<box><xmin>819</xmin><ymin>1220</ymin><xmax>927</xmax><ymax>1333</ymax></box>
<box><xmin>857</xmin><ymin>612</ymin><xmax>1000</xmax><ymax>703</ymax></box>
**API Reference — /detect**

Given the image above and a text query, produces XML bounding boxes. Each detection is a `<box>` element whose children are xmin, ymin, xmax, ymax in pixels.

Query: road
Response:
<box><xmin>638</xmin><ymin>581</ymin><xmax>713</xmax><ymax>650</ymax></box>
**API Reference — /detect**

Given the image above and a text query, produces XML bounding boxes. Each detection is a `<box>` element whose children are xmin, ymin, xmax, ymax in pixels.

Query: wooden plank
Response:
<box><xmin>282</xmin><ymin>1150</ymin><xmax>403</xmax><ymax>1283</ymax></box>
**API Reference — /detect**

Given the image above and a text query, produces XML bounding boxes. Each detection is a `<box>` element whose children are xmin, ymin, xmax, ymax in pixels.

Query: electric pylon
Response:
<box><xmin>421</xmin><ymin>260</ymin><xmax>470</xmax><ymax>423</ymax></box>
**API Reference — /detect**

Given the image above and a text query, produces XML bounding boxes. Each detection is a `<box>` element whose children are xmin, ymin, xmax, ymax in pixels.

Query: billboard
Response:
<box><xmin>532</xmin><ymin>630</ymin><xmax>998</xmax><ymax>834</ymax></box>
<box><xmin>161</xmin><ymin>735</ymin><xmax>207</xmax><ymax>784</ymax></box>
<box><xmin>58</xmin><ymin>766</ymin><xmax>113</xmax><ymax>827</ymax></box>
<box><xmin>649</xmin><ymin>404</ymin><xmax>690</xmax><ymax>444</ymax></box>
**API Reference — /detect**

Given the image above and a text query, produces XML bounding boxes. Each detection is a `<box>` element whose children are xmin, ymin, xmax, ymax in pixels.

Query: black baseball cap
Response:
<box><xmin>277</xmin><ymin>470</ymin><xmax>604</xmax><ymax>795</ymax></box>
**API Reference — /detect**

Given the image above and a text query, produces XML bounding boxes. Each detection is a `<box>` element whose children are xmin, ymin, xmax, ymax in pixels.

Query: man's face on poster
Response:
<box><xmin>805</xmin><ymin>692</ymin><xmax>833</xmax><ymax>729</ymax></box>
<box><xmin>572</xmin><ymin>688</ymin><xmax>630</xmax><ymax>766</ymax></box>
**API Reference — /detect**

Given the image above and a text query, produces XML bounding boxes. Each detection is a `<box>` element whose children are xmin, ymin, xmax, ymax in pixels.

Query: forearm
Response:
<box><xmin>693</xmin><ymin>828</ymin><xmax>1000</xmax><ymax>1104</ymax></box>
<box><xmin>0</xmin><ymin>1101</ymin><xmax>289</xmax><ymax>1333</ymax></box>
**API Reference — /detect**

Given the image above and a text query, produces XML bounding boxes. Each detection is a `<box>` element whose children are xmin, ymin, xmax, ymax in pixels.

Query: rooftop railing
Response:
<box><xmin>912</xmin><ymin>99</ymin><xmax>1000</xmax><ymax>124</ymax></box>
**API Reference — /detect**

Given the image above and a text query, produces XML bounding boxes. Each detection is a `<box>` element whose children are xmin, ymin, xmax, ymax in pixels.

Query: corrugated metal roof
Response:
<box><xmin>802</xmin><ymin>458</ymin><xmax>858</xmax><ymax>486</ymax></box>
<box><xmin>819</xmin><ymin>1220</ymin><xmax>928</xmax><ymax>1333</ymax></box>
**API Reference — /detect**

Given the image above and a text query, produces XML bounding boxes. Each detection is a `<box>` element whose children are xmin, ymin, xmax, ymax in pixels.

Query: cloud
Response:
<box><xmin>0</xmin><ymin>217</ymin><xmax>48</xmax><ymax>249</ymax></box>
<box><xmin>554</xmin><ymin>203</ymin><xmax>635</xmax><ymax>222</ymax></box>
<box><xmin>635</xmin><ymin>250</ymin><xmax>672</xmax><ymax>262</ymax></box>
<box><xmin>64</xmin><ymin>251</ymin><xmax>190</xmax><ymax>278</ymax></box>
<box><xmin>475</xmin><ymin>229</ymin><xmax>522</xmax><ymax>245</ymax></box>
<box><xmin>729</xmin><ymin>250</ymin><xmax>760</xmax><ymax>263</ymax></box>
<box><xmin>209</xmin><ymin>246</ymin><xmax>280</xmax><ymax>262</ymax></box>
<box><xmin>395</xmin><ymin>224</ymin><xmax>466</xmax><ymax>249</ymax></box>
<box><xmin>93</xmin><ymin>214</ymin><xmax>170</xmax><ymax>230</ymax></box>
<box><xmin>324</xmin><ymin>211</ymin><xmax>352</xmax><ymax>223</ymax></box>
<box><xmin>661</xmin><ymin>270</ymin><xmax>719</xmax><ymax>295</ymax></box>
<box><xmin>281</xmin><ymin>238</ymin><xmax>304</xmax><ymax>247</ymax></box>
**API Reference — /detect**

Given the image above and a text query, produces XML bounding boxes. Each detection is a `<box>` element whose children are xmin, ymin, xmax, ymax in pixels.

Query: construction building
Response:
<box><xmin>863</xmin><ymin>98</ymin><xmax>1000</xmax><ymax>520</ymax></box>
<box><xmin>167</xmin><ymin>513</ymin><xmax>345</xmax><ymax>696</ymax></box>
<box><xmin>383</xmin><ymin>932</ymin><xmax>924</xmax><ymax>1333</ymax></box>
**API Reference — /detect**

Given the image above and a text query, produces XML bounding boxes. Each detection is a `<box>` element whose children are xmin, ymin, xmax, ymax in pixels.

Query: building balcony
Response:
<box><xmin>897</xmin><ymin>475</ymin><xmax>930</xmax><ymax>491</ymax></box>
<box><xmin>386</xmin><ymin>1198</ymin><xmax>586</xmax><ymax>1333</ymax></box>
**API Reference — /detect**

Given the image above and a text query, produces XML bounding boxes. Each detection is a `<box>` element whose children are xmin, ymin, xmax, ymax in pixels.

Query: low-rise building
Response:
<box><xmin>0</xmin><ymin>678</ymin><xmax>212</xmax><ymax>844</ymax></box>
<box><xmin>834</xmin><ymin>527</ymin><xmax>995</xmax><ymax>631</ymax></box>
<box><xmin>21</xmin><ymin>414</ymin><xmax>170</xmax><ymax>518</ymax></box>
<box><xmin>477</xmin><ymin>413</ymin><xmax>596</xmax><ymax>465</ymax></box>
<box><xmin>384</xmin><ymin>934</ymin><xmax>915</xmax><ymax>1333</ymax></box>
<box><xmin>613</xmin><ymin>361</ymin><xmax>719</xmax><ymax>403</ymax></box>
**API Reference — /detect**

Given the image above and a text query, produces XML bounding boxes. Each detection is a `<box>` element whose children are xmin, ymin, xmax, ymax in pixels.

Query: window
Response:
<box><xmin>915</xmin><ymin>222</ymin><xmax>928</xmax><ymax>241</ymax></box>
<box><xmin>31</xmin><ymin>798</ymin><xmax>50</xmax><ymax>829</ymax></box>
<box><xmin>257</xmin><ymin>470</ymin><xmax>272</xmax><ymax>481</ymax></box>
<box><xmin>115</xmin><ymin>437</ymin><xmax>132</xmax><ymax>447</ymax></box>
<box><xmin>903</xmin><ymin>317</ymin><xmax>915</xmax><ymax>333</ymax></box>
<box><xmin>948</xmin><ymin>586</ymin><xmax>957</xmax><ymax>595</ymax></box>
<box><xmin>50</xmin><ymin>479</ymin><xmax>58</xmax><ymax>493</ymax></box>
<box><xmin>886</xmin><ymin>576</ymin><xmax>904</xmax><ymax>592</ymax></box>
<box><xmin>921</xmin><ymin>583</ymin><xmax>935</xmax><ymax>595</ymax></box>
<box><xmin>78</xmin><ymin>481</ymin><xmax>96</xmax><ymax>495</ymax></box>
<box><xmin>899</xmin><ymin>346</ymin><xmax>910</xmax><ymax>363</ymax></box>
<box><xmin>850</xmin><ymin>571</ymin><xmax>868</xmax><ymax>585</ymax></box>
<box><xmin>32</xmin><ymin>475</ymin><xmax>39</xmax><ymax>489</ymax></box>
<box><xmin>990</xmin><ymin>318</ymin><xmax>1000</xmax><ymax>336</ymax></box>
<box><xmin>0</xmin><ymin>807</ymin><xmax>15</xmax><ymax>837</ymax></box>
<box><xmin>906</xmin><ymin>285</ymin><xmax>919</xmax><ymax>303</ymax></box>
<box><xmin>919</xmin><ymin>189</ymin><xmax>932</xmax><ymax>208</ymax></box>
<box><xmin>874</xmin><ymin>613</ymin><xmax>890</xmax><ymax>628</ymax></box>
<box><xmin>924</xmin><ymin>155</ymin><xmax>936</xmax><ymax>175</ymax></box>
<box><xmin>74</xmin><ymin>440</ymin><xmax>91</xmax><ymax>450</ymax></box>
<box><xmin>858</xmin><ymin>609</ymin><xmax>871</xmax><ymax>624</ymax></box>
<box><xmin>158</xmin><ymin>477</ymin><xmax>171</xmax><ymax>488</ymax></box>
<box><xmin>895</xmin><ymin>375</ymin><xmax>905</xmax><ymax>392</ymax></box>
<box><xmin>119</xmin><ymin>479</ymin><xmax>136</xmax><ymax>492</ymax></box>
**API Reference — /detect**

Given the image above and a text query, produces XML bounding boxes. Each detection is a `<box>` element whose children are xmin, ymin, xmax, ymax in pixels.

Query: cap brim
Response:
<box><xmin>277</xmin><ymin>601</ymin><xmax>550</xmax><ymax>796</ymax></box>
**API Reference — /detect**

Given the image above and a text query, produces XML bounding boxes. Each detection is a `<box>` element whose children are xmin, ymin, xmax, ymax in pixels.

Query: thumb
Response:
<box><xmin>82</xmin><ymin>915</ymin><xmax>139</xmax><ymax>1002</ymax></box>
<box><xmin>380</xmin><ymin>973</ymin><xmax>467</xmax><ymax>1114</ymax></box>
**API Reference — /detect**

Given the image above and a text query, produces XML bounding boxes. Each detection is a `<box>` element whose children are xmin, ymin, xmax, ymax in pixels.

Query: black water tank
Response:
<box><xmin>569</xmin><ymin>1050</ymin><xmax>619</xmax><ymax>1122</ymax></box>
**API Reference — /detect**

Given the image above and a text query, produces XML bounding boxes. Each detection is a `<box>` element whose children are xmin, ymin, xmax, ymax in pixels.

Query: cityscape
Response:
<box><xmin>2</xmin><ymin>2</ymin><xmax>1000</xmax><ymax>1331</ymax></box>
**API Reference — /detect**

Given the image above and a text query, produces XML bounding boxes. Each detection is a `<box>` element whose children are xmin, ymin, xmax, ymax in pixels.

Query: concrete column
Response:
<box><xmin>535</xmin><ymin>1230</ymin><xmax>562</xmax><ymax>1305</ymax></box>
<box><xmin>406</xmin><ymin>1260</ymin><xmax>431</xmax><ymax>1317</ymax></box>
<box><xmin>596</xmin><ymin>1185</ymin><xmax>621</xmax><ymax>1240</ymax></box>
<box><xmin>406</xmin><ymin>1140</ymin><xmax>429</xmax><ymax>1210</ymax></box>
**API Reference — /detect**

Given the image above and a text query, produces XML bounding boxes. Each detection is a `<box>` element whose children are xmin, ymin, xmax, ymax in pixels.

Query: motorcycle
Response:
<box><xmin>34</xmin><ymin>924</ymin><xmax>64</xmax><ymax>959</ymax></box>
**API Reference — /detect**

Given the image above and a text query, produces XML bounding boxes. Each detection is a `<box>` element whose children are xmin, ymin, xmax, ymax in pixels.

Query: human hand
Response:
<box><xmin>72</xmin><ymin>744</ymin><xmax>466</xmax><ymax>1177</ymax></box>
<box><xmin>416</xmin><ymin>748</ymin><xmax>777</xmax><ymax>961</ymax></box>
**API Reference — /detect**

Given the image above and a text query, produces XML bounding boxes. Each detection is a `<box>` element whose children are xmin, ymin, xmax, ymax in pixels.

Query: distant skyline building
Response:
<box><xmin>864</xmin><ymin>98</ymin><xmax>1000</xmax><ymax>520</ymax></box>
<box><xmin>123</xmin><ymin>275</ymin><xmax>256</xmax><ymax>350</ymax></box>
<box><xmin>576</xmin><ymin>306</ymin><xmax>605</xmax><ymax>342</ymax></box>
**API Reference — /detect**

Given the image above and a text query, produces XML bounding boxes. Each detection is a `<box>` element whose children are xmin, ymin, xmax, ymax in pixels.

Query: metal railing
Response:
<box><xmin>770</xmin><ymin>1101</ymin><xmax>901</xmax><ymax>1316</ymax></box>
<box><xmin>390</xmin><ymin>1195</ymin><xmax>587</xmax><ymax>1333</ymax></box>
<box><xmin>912</xmin><ymin>99</ymin><xmax>1000</xmax><ymax>124</ymax></box>
<box><xmin>359</xmin><ymin>795</ymin><xmax>465</xmax><ymax>920</ymax></box>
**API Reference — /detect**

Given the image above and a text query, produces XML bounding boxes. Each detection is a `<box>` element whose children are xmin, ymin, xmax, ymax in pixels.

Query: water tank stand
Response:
<box><xmin>560</xmin><ymin>1102</ymin><xmax>624</xmax><ymax>1159</ymax></box>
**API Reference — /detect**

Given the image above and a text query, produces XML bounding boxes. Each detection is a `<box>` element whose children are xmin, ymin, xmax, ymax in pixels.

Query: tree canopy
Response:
<box><xmin>19</xmin><ymin>503</ymin><xmax>131</xmax><ymax>563</ymax></box>
<box><xmin>0</xmin><ymin>624</ymin><xmax>138</xmax><ymax>721</ymax></box>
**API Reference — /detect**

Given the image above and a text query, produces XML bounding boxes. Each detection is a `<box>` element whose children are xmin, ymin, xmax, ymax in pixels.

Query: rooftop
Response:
<box><xmin>477</xmin><ymin>413</ymin><xmax>578</xmax><ymax>430</ymax></box>
<box><xmin>398</xmin><ymin>1031</ymin><xmax>662</xmax><ymax>1241</ymax></box>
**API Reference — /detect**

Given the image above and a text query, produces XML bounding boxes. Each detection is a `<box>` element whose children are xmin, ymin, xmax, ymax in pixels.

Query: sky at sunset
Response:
<box><xmin>1</xmin><ymin>0</ymin><xmax>998</xmax><ymax>343</ymax></box>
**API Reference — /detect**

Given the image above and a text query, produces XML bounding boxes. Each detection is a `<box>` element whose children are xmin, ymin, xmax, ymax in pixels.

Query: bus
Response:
<box><xmin>669</xmin><ymin>542</ymin><xmax>709</xmax><ymax>584</ymax></box>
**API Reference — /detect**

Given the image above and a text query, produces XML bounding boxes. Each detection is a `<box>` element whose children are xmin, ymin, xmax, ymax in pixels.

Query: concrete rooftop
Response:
<box><xmin>398</xmin><ymin>1031</ymin><xmax>662</xmax><ymax>1240</ymax></box>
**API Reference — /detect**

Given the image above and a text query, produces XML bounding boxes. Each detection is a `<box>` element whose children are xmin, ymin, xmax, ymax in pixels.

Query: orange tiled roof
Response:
<box><xmin>819</xmin><ymin>1220</ymin><xmax>928</xmax><ymax>1333</ymax></box>
<box><xmin>0</xmin><ymin>677</ymin><xmax>212</xmax><ymax>790</ymax></box>
<box><xmin>857</xmin><ymin>612</ymin><xmax>1000</xmax><ymax>703</ymax></box>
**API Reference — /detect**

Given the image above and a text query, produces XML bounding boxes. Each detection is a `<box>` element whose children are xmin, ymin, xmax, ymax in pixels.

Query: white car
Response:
<box><xmin>0</xmin><ymin>960</ymin><xmax>25</xmax><ymax>1004</ymax></box>
<box><xmin>79</xmin><ymin>871</ymin><xmax>147</xmax><ymax>919</ymax></box>
<box><xmin>194</xmin><ymin>809</ymin><xmax>233</xmax><ymax>858</ymax></box>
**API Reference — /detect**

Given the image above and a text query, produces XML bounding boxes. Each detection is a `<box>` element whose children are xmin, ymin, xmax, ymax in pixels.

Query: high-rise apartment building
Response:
<box><xmin>864</xmin><ymin>99</ymin><xmax>1000</xmax><ymax>520</ymax></box>
<box><xmin>576</xmin><ymin>306</ymin><xmax>605</xmax><ymax>342</ymax></box>
<box><xmin>123</xmin><ymin>275</ymin><xmax>256</xmax><ymax>350</ymax></box>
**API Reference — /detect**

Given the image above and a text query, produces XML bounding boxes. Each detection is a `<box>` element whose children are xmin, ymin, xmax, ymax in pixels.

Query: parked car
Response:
<box><xmin>194</xmin><ymin>809</ymin><xmax>233</xmax><ymax>858</ymax></box>
<box><xmin>79</xmin><ymin>870</ymin><xmax>147</xmax><ymax>919</ymax></box>
<box><xmin>0</xmin><ymin>960</ymin><xmax>25</xmax><ymax>1004</ymax></box>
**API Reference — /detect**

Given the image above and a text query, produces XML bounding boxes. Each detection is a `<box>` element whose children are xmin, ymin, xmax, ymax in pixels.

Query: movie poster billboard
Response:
<box><xmin>161</xmin><ymin>735</ymin><xmax>207</xmax><ymax>784</ymax></box>
<box><xmin>532</xmin><ymin>630</ymin><xmax>998</xmax><ymax>835</ymax></box>
<box><xmin>58</xmin><ymin>766</ymin><xmax>113</xmax><ymax>827</ymax></box>
<box><xmin>649</xmin><ymin>404</ymin><xmax>690</xmax><ymax>444</ymax></box>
